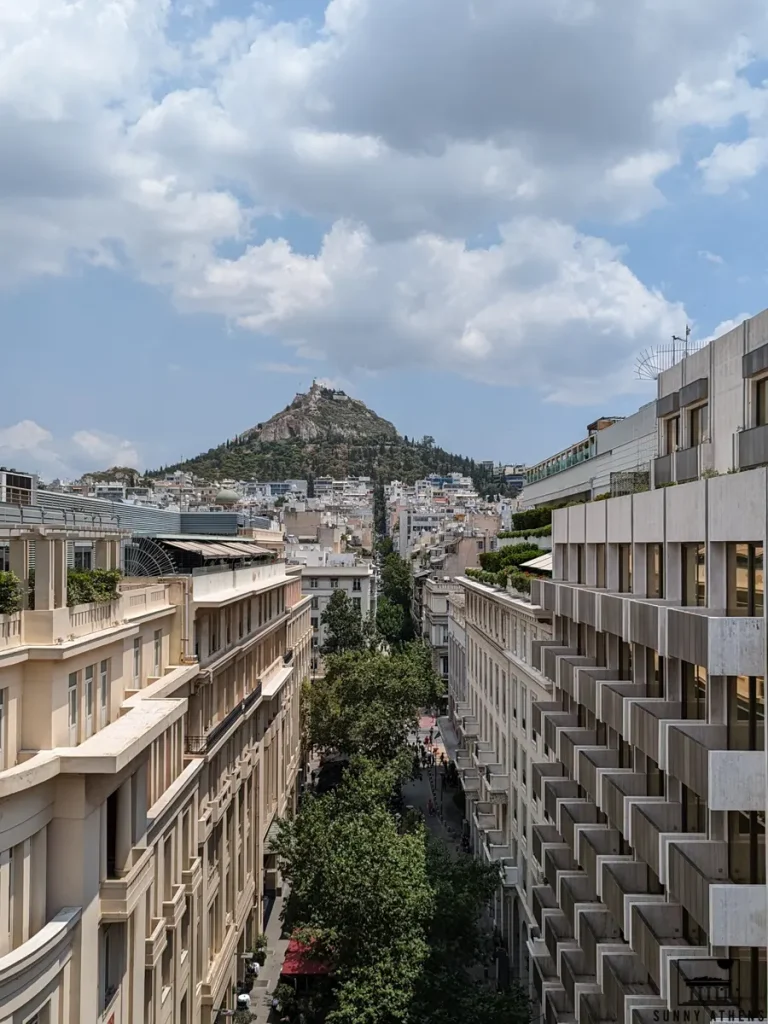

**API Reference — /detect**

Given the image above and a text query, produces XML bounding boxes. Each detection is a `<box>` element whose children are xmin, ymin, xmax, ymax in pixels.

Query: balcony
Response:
<box><xmin>579</xmin><ymin>828</ymin><xmax>622</xmax><ymax>891</ymax></box>
<box><xmin>667</xmin><ymin>840</ymin><xmax>728</xmax><ymax>933</ymax></box>
<box><xmin>666</xmin><ymin>607</ymin><xmax>765</xmax><ymax>676</ymax></box>
<box><xmin>545</xmin><ymin>988</ymin><xmax>575</xmax><ymax>1024</ymax></box>
<box><xmin>472</xmin><ymin>802</ymin><xmax>497</xmax><ymax>835</ymax></box>
<box><xmin>544</xmin><ymin>911</ymin><xmax>576</xmax><ymax>964</ymax></box>
<box><xmin>560</xmin><ymin>872</ymin><xmax>599</xmax><ymax>929</ymax></box>
<box><xmin>561</xmin><ymin>948</ymin><xmax>601</xmax><ymax>1014</ymax></box>
<box><xmin>574</xmin><ymin>587</ymin><xmax>600</xmax><ymax>629</ymax></box>
<box><xmin>600</xmin><ymin>682</ymin><xmax>646</xmax><ymax>736</ymax></box>
<box><xmin>676</xmin><ymin>444</ymin><xmax>699</xmax><ymax>483</ymax></box>
<box><xmin>543</xmin><ymin>777</ymin><xmax>580</xmax><ymax>826</ymax></box>
<box><xmin>602</xmin><ymin>952</ymin><xmax>657</xmax><ymax>1022</ymax></box>
<box><xmin>481</xmin><ymin>763</ymin><xmax>509</xmax><ymax>803</ymax></box>
<box><xmin>100</xmin><ymin>845</ymin><xmax>154</xmax><ymax>921</ymax></box>
<box><xmin>602</xmin><ymin>860</ymin><xmax>655</xmax><ymax>935</ymax></box>
<box><xmin>630</xmin><ymin>801</ymin><xmax>682</xmax><ymax>881</ymax></box>
<box><xmin>531</xmin><ymin>948</ymin><xmax>559</xmax><ymax>1007</ymax></box>
<box><xmin>599</xmin><ymin>592</ymin><xmax>625</xmax><ymax>637</ymax></box>
<box><xmin>667</xmin><ymin>722</ymin><xmax>765</xmax><ymax>806</ymax></box>
<box><xmin>579</xmin><ymin>908</ymin><xmax>624</xmax><ymax>975</ymax></box>
<box><xmin>579</xmin><ymin>668</ymin><xmax>620</xmax><ymax>718</ymax></box>
<box><xmin>544</xmin><ymin>844</ymin><xmax>578</xmax><ymax>892</ymax></box>
<box><xmin>532</xmin><ymin>883</ymin><xmax>559</xmax><ymax>931</ymax></box>
<box><xmin>738</xmin><ymin>421</ymin><xmax>768</xmax><ymax>471</ymax></box>
<box><xmin>654</xmin><ymin>454</ymin><xmax>673</xmax><ymax>486</ymax></box>
<box><xmin>560</xmin><ymin>729</ymin><xmax>597</xmax><ymax>778</ymax></box>
<box><xmin>542</xmin><ymin>645</ymin><xmax>578</xmax><ymax>685</ymax></box>
<box><xmin>558</xmin><ymin>657</ymin><xmax>596</xmax><ymax>702</ymax></box>
<box><xmin>185</xmin><ymin>683</ymin><xmax>264</xmax><ymax>756</ymax></box>
<box><xmin>532</xmin><ymin>700</ymin><xmax>562</xmax><ymax>740</ymax></box>
<box><xmin>577</xmin><ymin>748</ymin><xmax>620</xmax><ymax>805</ymax></box>
<box><xmin>560</xmin><ymin>801</ymin><xmax>601</xmax><ymax>856</ymax></box>
<box><xmin>532</xmin><ymin>823</ymin><xmax>566</xmax><ymax>871</ymax></box>
<box><xmin>532</xmin><ymin>760</ymin><xmax>565</xmax><ymax>804</ymax></box>
<box><xmin>472</xmin><ymin>740</ymin><xmax>498</xmax><ymax>768</ymax></box>
<box><xmin>630</xmin><ymin>902</ymin><xmax>689</xmax><ymax>992</ymax></box>
<box><xmin>456</xmin><ymin>715</ymin><xmax>480</xmax><ymax>741</ymax></box>
<box><xmin>601</xmin><ymin>772</ymin><xmax>649</xmax><ymax>835</ymax></box>
<box><xmin>0</xmin><ymin>612</ymin><xmax>22</xmax><ymax>652</ymax></box>
<box><xmin>482</xmin><ymin>830</ymin><xmax>513</xmax><ymax>863</ymax></box>
<box><xmin>628</xmin><ymin>700</ymin><xmax>681</xmax><ymax>764</ymax></box>
<box><xmin>545</xmin><ymin>710</ymin><xmax>580</xmax><ymax>756</ymax></box>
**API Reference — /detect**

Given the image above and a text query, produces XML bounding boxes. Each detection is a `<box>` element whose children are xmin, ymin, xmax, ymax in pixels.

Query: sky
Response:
<box><xmin>2</xmin><ymin>0</ymin><xmax>768</xmax><ymax>479</ymax></box>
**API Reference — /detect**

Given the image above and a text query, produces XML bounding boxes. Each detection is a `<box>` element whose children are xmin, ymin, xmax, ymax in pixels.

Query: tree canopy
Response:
<box><xmin>305</xmin><ymin>646</ymin><xmax>441</xmax><ymax>764</ymax></box>
<box><xmin>320</xmin><ymin>590</ymin><xmax>366</xmax><ymax>656</ymax></box>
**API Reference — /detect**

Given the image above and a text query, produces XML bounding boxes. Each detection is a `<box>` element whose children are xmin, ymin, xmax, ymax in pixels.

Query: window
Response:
<box><xmin>353</xmin><ymin>597</ymin><xmax>361</xmax><ymax>612</ymax></box>
<box><xmin>576</xmin><ymin>544</ymin><xmax>584</xmax><ymax>584</ymax></box>
<box><xmin>309</xmin><ymin>578</ymin><xmax>319</xmax><ymax>589</ymax></box>
<box><xmin>595</xmin><ymin>544</ymin><xmax>606</xmax><ymax>589</ymax></box>
<box><xmin>74</xmin><ymin>547</ymin><xmax>92</xmax><ymax>570</ymax></box>
<box><xmin>520</xmin><ymin>685</ymin><xmax>527</xmax><ymax>732</ymax></box>
<box><xmin>647</xmin><ymin>543</ymin><xmax>664</xmax><ymax>598</ymax></box>
<box><xmin>311</xmin><ymin>597</ymin><xmax>319</xmax><ymax>610</ymax></box>
<box><xmin>153</xmin><ymin>630</ymin><xmax>162</xmax><ymax>675</ymax></box>
<box><xmin>85</xmin><ymin>665</ymin><xmax>94</xmax><ymax>739</ymax></box>
<box><xmin>311</xmin><ymin>617</ymin><xmax>319</xmax><ymax>630</ymax></box>
<box><xmin>618</xmin><ymin>544</ymin><xmax>633</xmax><ymax>593</ymax></box>
<box><xmin>247</xmin><ymin>601</ymin><xmax>252</xmax><ymax>634</ymax></box>
<box><xmin>68</xmin><ymin>672</ymin><xmax>78</xmax><ymax>744</ymax></box>
<box><xmin>330</xmin><ymin>578</ymin><xmax>339</xmax><ymax>589</ymax></box>
<box><xmin>352</xmin><ymin>578</ymin><xmax>362</xmax><ymax>592</ymax></box>
<box><xmin>682</xmin><ymin>543</ymin><xmax>706</xmax><ymax>606</ymax></box>
<box><xmin>727</xmin><ymin>543</ymin><xmax>764</xmax><ymax>617</ymax></box>
<box><xmin>440</xmin><ymin>656</ymin><xmax>448</xmax><ymax>677</ymax></box>
<box><xmin>133</xmin><ymin>638</ymin><xmax>141</xmax><ymax>683</ymax></box>
<box><xmin>501</xmin><ymin>673</ymin><xmax>507</xmax><ymax>719</ymax></box>
<box><xmin>100</xmin><ymin>660</ymin><xmax>109</xmax><ymax>727</ymax></box>
<box><xmin>755</xmin><ymin>376</ymin><xmax>768</xmax><ymax>427</ymax></box>
<box><xmin>682</xmin><ymin>663</ymin><xmax>707</xmax><ymax>721</ymax></box>
<box><xmin>728</xmin><ymin>675</ymin><xmax>765</xmax><ymax>751</ymax></box>
<box><xmin>664</xmin><ymin>414</ymin><xmax>680</xmax><ymax>454</ymax></box>
<box><xmin>688</xmin><ymin>403</ymin><xmax>708</xmax><ymax>446</ymax></box>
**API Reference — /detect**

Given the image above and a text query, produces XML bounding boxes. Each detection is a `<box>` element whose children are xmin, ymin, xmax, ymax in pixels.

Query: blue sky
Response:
<box><xmin>2</xmin><ymin>0</ymin><xmax>768</xmax><ymax>478</ymax></box>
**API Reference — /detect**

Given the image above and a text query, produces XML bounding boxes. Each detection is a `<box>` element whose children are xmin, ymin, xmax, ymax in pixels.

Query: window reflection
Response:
<box><xmin>728</xmin><ymin>543</ymin><xmax>764</xmax><ymax>617</ymax></box>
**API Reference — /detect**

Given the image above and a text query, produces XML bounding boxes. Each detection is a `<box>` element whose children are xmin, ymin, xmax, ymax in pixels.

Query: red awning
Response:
<box><xmin>281</xmin><ymin>938</ymin><xmax>331</xmax><ymax>977</ymax></box>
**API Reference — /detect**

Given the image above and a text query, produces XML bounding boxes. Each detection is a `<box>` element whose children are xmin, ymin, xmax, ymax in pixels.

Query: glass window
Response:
<box><xmin>100</xmin><ymin>660</ymin><xmax>109</xmax><ymax>727</ymax></box>
<box><xmin>309</xmin><ymin>578</ymin><xmax>318</xmax><ymax>589</ymax></box>
<box><xmin>520</xmin><ymin>685</ymin><xmax>527</xmax><ymax>732</ymax></box>
<box><xmin>727</xmin><ymin>543</ymin><xmax>764</xmax><ymax>617</ymax></box>
<box><xmin>330</xmin><ymin>579</ymin><xmax>339</xmax><ymax>589</ymax></box>
<box><xmin>153</xmin><ymin>630</ymin><xmax>162</xmax><ymax>675</ymax></box>
<box><xmin>618</xmin><ymin>544</ymin><xmax>633</xmax><ymax>593</ymax></box>
<box><xmin>755</xmin><ymin>376</ymin><xmax>768</xmax><ymax>427</ymax></box>
<box><xmin>0</xmin><ymin>691</ymin><xmax>5</xmax><ymax>769</ymax></box>
<box><xmin>664</xmin><ymin>414</ymin><xmax>680</xmax><ymax>454</ymax></box>
<box><xmin>647</xmin><ymin>543</ymin><xmax>664</xmax><ymax>598</ymax></box>
<box><xmin>688</xmin><ymin>404</ymin><xmax>708</xmax><ymax>446</ymax></box>
<box><xmin>68</xmin><ymin>672</ymin><xmax>78</xmax><ymax>740</ymax></box>
<box><xmin>727</xmin><ymin>676</ymin><xmax>765</xmax><ymax>751</ymax></box>
<box><xmin>595</xmin><ymin>544</ymin><xmax>606</xmax><ymax>588</ymax></box>
<box><xmin>133</xmin><ymin>638</ymin><xmax>141</xmax><ymax>682</ymax></box>
<box><xmin>682</xmin><ymin>543</ymin><xmax>706</xmax><ymax>606</ymax></box>
<box><xmin>682</xmin><ymin>663</ymin><xmax>707</xmax><ymax>721</ymax></box>
<box><xmin>85</xmin><ymin>665</ymin><xmax>94</xmax><ymax>737</ymax></box>
<box><xmin>352</xmin><ymin>579</ymin><xmax>362</xmax><ymax>591</ymax></box>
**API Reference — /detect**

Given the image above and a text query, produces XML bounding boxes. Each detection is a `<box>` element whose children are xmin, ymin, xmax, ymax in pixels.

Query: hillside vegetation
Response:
<box><xmin>150</xmin><ymin>383</ymin><xmax>490</xmax><ymax>486</ymax></box>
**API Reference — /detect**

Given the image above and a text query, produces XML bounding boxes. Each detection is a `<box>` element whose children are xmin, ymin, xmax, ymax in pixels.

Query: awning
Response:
<box><xmin>520</xmin><ymin>552</ymin><xmax>553</xmax><ymax>573</ymax></box>
<box><xmin>164</xmin><ymin>539</ymin><xmax>272</xmax><ymax>559</ymax></box>
<box><xmin>281</xmin><ymin>939</ymin><xmax>331</xmax><ymax>977</ymax></box>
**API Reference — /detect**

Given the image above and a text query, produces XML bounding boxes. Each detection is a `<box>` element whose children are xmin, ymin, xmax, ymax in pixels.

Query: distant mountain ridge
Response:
<box><xmin>149</xmin><ymin>383</ymin><xmax>489</xmax><ymax>486</ymax></box>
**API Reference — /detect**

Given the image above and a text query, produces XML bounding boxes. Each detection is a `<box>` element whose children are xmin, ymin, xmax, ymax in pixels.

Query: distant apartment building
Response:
<box><xmin>522</xmin><ymin>408</ymin><xmax>657</xmax><ymax>508</ymax></box>
<box><xmin>0</xmin><ymin>468</ymin><xmax>36</xmax><ymax>506</ymax></box>
<box><xmin>296</xmin><ymin>560</ymin><xmax>376</xmax><ymax>671</ymax></box>
<box><xmin>423</xmin><ymin>577</ymin><xmax>463</xmax><ymax>682</ymax></box>
<box><xmin>476</xmin><ymin>309</ymin><xmax>768</xmax><ymax>1022</ymax></box>
<box><xmin>449</xmin><ymin>576</ymin><xmax>553</xmax><ymax>986</ymax></box>
<box><xmin>0</xmin><ymin>511</ymin><xmax>310</xmax><ymax>1023</ymax></box>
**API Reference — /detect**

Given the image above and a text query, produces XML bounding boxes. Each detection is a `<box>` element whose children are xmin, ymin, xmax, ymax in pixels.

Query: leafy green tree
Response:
<box><xmin>380</xmin><ymin>553</ymin><xmax>412</xmax><ymax>610</ymax></box>
<box><xmin>375</xmin><ymin>596</ymin><xmax>405</xmax><ymax>646</ymax></box>
<box><xmin>305</xmin><ymin>647</ymin><xmax>441</xmax><ymax>763</ymax></box>
<box><xmin>373</xmin><ymin>478</ymin><xmax>387</xmax><ymax>537</ymax></box>
<box><xmin>320</xmin><ymin>590</ymin><xmax>365</xmax><ymax>655</ymax></box>
<box><xmin>275</xmin><ymin>759</ymin><xmax>433</xmax><ymax>1024</ymax></box>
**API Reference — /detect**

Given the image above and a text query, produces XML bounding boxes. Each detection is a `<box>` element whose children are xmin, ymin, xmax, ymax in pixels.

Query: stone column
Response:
<box><xmin>53</xmin><ymin>540</ymin><xmax>68</xmax><ymax>608</ymax></box>
<box><xmin>34</xmin><ymin>538</ymin><xmax>55</xmax><ymax>610</ymax></box>
<box><xmin>94</xmin><ymin>540</ymin><xmax>111</xmax><ymax>569</ymax></box>
<box><xmin>116</xmin><ymin>776</ymin><xmax>134</xmax><ymax>872</ymax></box>
<box><xmin>8</xmin><ymin>540</ymin><xmax>29</xmax><ymax>608</ymax></box>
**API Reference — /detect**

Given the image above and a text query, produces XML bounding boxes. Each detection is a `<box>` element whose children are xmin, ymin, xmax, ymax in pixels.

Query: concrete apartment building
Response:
<box><xmin>0</xmin><ymin>517</ymin><xmax>310</xmax><ymax>1024</ymax></box>
<box><xmin>296</xmin><ymin>560</ymin><xmax>376</xmax><ymax>671</ymax></box>
<box><xmin>448</xmin><ymin>576</ymin><xmax>554</xmax><ymax>984</ymax></box>
<box><xmin>513</xmin><ymin>310</ymin><xmax>768</xmax><ymax>1023</ymax></box>
<box><xmin>423</xmin><ymin>577</ymin><xmax>463</xmax><ymax>683</ymax></box>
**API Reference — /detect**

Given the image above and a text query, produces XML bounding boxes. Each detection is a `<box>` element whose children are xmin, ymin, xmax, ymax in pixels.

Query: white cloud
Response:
<box><xmin>0</xmin><ymin>421</ymin><xmax>140</xmax><ymax>479</ymax></box>
<box><xmin>698</xmin><ymin>249</ymin><xmax>725</xmax><ymax>265</ymax></box>
<box><xmin>699</xmin><ymin>314</ymin><xmax>752</xmax><ymax>344</ymax></box>
<box><xmin>173</xmin><ymin>217</ymin><xmax>684</xmax><ymax>403</ymax></box>
<box><xmin>1</xmin><ymin>0</ymin><xmax>768</xmax><ymax>399</ymax></box>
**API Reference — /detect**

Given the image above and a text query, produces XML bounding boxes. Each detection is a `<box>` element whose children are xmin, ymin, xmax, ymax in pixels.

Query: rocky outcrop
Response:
<box><xmin>250</xmin><ymin>383</ymin><xmax>399</xmax><ymax>443</ymax></box>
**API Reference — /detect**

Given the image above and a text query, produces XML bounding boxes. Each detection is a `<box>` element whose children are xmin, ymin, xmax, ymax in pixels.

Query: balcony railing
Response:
<box><xmin>630</xmin><ymin>801</ymin><xmax>682</xmax><ymax>880</ymax></box>
<box><xmin>185</xmin><ymin>683</ymin><xmax>263</xmax><ymax>755</ymax></box>
<box><xmin>738</xmin><ymin>422</ymin><xmax>768</xmax><ymax>471</ymax></box>
<box><xmin>667</xmin><ymin>840</ymin><xmax>728</xmax><ymax>933</ymax></box>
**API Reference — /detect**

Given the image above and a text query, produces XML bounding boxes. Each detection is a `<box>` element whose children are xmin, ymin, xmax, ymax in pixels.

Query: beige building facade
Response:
<box><xmin>0</xmin><ymin>526</ymin><xmax>309</xmax><ymax>1024</ymax></box>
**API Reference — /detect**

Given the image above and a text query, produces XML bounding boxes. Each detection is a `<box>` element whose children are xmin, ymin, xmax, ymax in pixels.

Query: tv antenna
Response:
<box><xmin>635</xmin><ymin>324</ymin><xmax>701</xmax><ymax>381</ymax></box>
